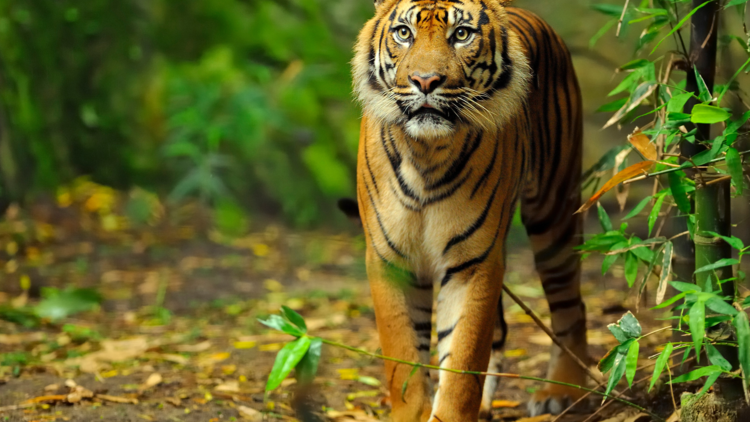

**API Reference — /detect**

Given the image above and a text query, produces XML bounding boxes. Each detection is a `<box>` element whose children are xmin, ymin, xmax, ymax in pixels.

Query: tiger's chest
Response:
<box><xmin>359</xmin><ymin>122</ymin><xmax>524</xmax><ymax>282</ymax></box>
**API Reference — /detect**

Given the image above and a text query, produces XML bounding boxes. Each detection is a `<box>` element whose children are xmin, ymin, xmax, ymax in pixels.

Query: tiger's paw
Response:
<box><xmin>527</xmin><ymin>386</ymin><xmax>584</xmax><ymax>416</ymax></box>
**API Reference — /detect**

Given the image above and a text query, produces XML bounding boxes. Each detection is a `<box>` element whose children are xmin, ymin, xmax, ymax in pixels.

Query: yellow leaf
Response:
<box><xmin>253</xmin><ymin>244</ymin><xmax>270</xmax><ymax>257</ymax></box>
<box><xmin>628</xmin><ymin>131</ymin><xmax>657</xmax><ymax>161</ymax></box>
<box><xmin>337</xmin><ymin>368</ymin><xmax>359</xmax><ymax>380</ymax></box>
<box><xmin>263</xmin><ymin>279</ymin><xmax>283</xmax><ymax>292</ymax></box>
<box><xmin>492</xmin><ymin>400</ymin><xmax>520</xmax><ymax>408</ymax></box>
<box><xmin>503</xmin><ymin>349</ymin><xmax>527</xmax><ymax>358</ymax></box>
<box><xmin>19</xmin><ymin>274</ymin><xmax>30</xmax><ymax>291</ymax></box>
<box><xmin>233</xmin><ymin>341</ymin><xmax>257</xmax><ymax>350</ymax></box>
<box><xmin>258</xmin><ymin>343</ymin><xmax>283</xmax><ymax>352</ymax></box>
<box><xmin>577</xmin><ymin>161</ymin><xmax>654</xmax><ymax>214</ymax></box>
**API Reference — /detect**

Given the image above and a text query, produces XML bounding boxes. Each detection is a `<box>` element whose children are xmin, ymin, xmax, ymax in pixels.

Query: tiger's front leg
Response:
<box><xmin>430</xmin><ymin>257</ymin><xmax>505</xmax><ymax>422</ymax></box>
<box><xmin>366</xmin><ymin>249</ymin><xmax>434</xmax><ymax>422</ymax></box>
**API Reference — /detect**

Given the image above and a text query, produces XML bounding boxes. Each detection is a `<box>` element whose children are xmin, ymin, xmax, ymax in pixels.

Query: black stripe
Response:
<box><xmin>470</xmin><ymin>141</ymin><xmax>498</xmax><ymax>198</ymax></box>
<box><xmin>414</xmin><ymin>321</ymin><xmax>431</xmax><ymax>332</ymax></box>
<box><xmin>437</xmin><ymin>326</ymin><xmax>455</xmax><ymax>342</ymax></box>
<box><xmin>541</xmin><ymin>271</ymin><xmax>577</xmax><ymax>295</ymax></box>
<box><xmin>426</xmin><ymin>131</ymin><xmax>481</xmax><ymax>191</ymax></box>
<box><xmin>439</xmin><ymin>353</ymin><xmax>451</xmax><ymax>365</ymax></box>
<box><xmin>364</xmin><ymin>181</ymin><xmax>406</xmax><ymax>258</ymax></box>
<box><xmin>444</xmin><ymin>157</ymin><xmax>504</xmax><ymax>254</ymax></box>
<box><xmin>417</xmin><ymin>344</ymin><xmax>431</xmax><ymax>352</ymax></box>
<box><xmin>549</xmin><ymin>296</ymin><xmax>582</xmax><ymax>313</ymax></box>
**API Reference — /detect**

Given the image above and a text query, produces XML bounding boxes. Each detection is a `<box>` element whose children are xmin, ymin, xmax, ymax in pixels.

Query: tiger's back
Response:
<box><xmin>352</xmin><ymin>2</ymin><xmax>586</xmax><ymax>420</ymax></box>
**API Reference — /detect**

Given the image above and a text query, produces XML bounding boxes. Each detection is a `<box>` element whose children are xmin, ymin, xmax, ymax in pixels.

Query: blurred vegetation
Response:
<box><xmin>1</xmin><ymin>0</ymin><xmax>742</xmax><ymax>228</ymax></box>
<box><xmin>0</xmin><ymin>0</ymin><xmax>373</xmax><ymax>227</ymax></box>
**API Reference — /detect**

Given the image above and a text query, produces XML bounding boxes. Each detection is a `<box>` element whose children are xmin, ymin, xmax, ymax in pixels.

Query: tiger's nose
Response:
<box><xmin>409</xmin><ymin>73</ymin><xmax>445</xmax><ymax>94</ymax></box>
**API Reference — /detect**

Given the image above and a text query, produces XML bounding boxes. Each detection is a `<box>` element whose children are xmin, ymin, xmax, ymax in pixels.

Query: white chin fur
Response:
<box><xmin>405</xmin><ymin>117</ymin><xmax>455</xmax><ymax>139</ymax></box>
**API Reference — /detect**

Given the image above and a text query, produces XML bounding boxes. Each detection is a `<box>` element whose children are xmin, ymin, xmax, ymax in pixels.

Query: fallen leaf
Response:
<box><xmin>175</xmin><ymin>341</ymin><xmax>212</xmax><ymax>353</ymax></box>
<box><xmin>215</xmin><ymin>381</ymin><xmax>240</xmax><ymax>393</ymax></box>
<box><xmin>140</xmin><ymin>373</ymin><xmax>162</xmax><ymax>391</ymax></box>
<box><xmin>327</xmin><ymin>410</ymin><xmax>380</xmax><ymax>422</ymax></box>
<box><xmin>44</xmin><ymin>384</ymin><xmax>60</xmax><ymax>392</ymax></box>
<box><xmin>96</xmin><ymin>394</ymin><xmax>139</xmax><ymax>404</ymax></box>
<box><xmin>238</xmin><ymin>405</ymin><xmax>262</xmax><ymax>421</ymax></box>
<box><xmin>22</xmin><ymin>395</ymin><xmax>67</xmax><ymax>404</ymax></box>
<box><xmin>492</xmin><ymin>400</ymin><xmax>520</xmax><ymax>408</ymax></box>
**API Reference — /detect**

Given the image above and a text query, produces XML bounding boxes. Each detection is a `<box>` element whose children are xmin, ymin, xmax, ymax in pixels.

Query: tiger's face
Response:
<box><xmin>353</xmin><ymin>0</ymin><xmax>529</xmax><ymax>140</ymax></box>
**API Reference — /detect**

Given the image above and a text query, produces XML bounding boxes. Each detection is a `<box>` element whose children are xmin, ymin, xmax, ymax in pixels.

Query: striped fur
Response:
<box><xmin>352</xmin><ymin>1</ymin><xmax>587</xmax><ymax>420</ymax></box>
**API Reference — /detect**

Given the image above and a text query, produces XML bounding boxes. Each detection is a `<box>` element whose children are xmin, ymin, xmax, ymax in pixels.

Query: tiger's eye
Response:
<box><xmin>455</xmin><ymin>28</ymin><xmax>471</xmax><ymax>41</ymax></box>
<box><xmin>397</xmin><ymin>26</ymin><xmax>411</xmax><ymax>41</ymax></box>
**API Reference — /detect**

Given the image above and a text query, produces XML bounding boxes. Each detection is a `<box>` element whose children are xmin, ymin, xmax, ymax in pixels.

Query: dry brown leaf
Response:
<box><xmin>666</xmin><ymin>409</ymin><xmax>681</xmax><ymax>422</ymax></box>
<box><xmin>44</xmin><ymin>384</ymin><xmax>60</xmax><ymax>392</ymax></box>
<box><xmin>22</xmin><ymin>395</ymin><xmax>67</xmax><ymax>404</ymax></box>
<box><xmin>628</xmin><ymin>131</ymin><xmax>657</xmax><ymax>161</ymax></box>
<box><xmin>175</xmin><ymin>340</ymin><xmax>212</xmax><ymax>353</ymax></box>
<box><xmin>96</xmin><ymin>394</ymin><xmax>139</xmax><ymax>404</ymax></box>
<box><xmin>238</xmin><ymin>405</ymin><xmax>262</xmax><ymax>421</ymax></box>
<box><xmin>577</xmin><ymin>161</ymin><xmax>655</xmax><ymax>214</ymax></box>
<box><xmin>601</xmin><ymin>410</ymin><xmax>649</xmax><ymax>422</ymax></box>
<box><xmin>140</xmin><ymin>373</ymin><xmax>162</xmax><ymax>391</ymax></box>
<box><xmin>215</xmin><ymin>380</ymin><xmax>240</xmax><ymax>393</ymax></box>
<box><xmin>66</xmin><ymin>337</ymin><xmax>150</xmax><ymax>373</ymax></box>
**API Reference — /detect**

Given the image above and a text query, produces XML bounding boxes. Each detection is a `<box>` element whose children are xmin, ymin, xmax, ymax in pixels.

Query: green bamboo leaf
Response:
<box><xmin>705</xmin><ymin>343</ymin><xmax>732</xmax><ymax>371</ymax></box>
<box><xmin>296</xmin><ymin>337</ymin><xmax>322</xmax><ymax>385</ymax></box>
<box><xmin>608</xmin><ymin>324</ymin><xmax>630</xmax><ymax>344</ymax></box>
<box><xmin>597</xmin><ymin>98</ymin><xmax>628</xmax><ymax>113</ymax></box>
<box><xmin>623</xmin><ymin>196</ymin><xmax>653</xmax><ymax>220</ymax></box>
<box><xmin>599</xmin><ymin>347</ymin><xmax>619</xmax><ymax>373</ymax></box>
<box><xmin>668</xmin><ymin>172</ymin><xmax>691</xmax><ymax>213</ymax></box>
<box><xmin>695</xmin><ymin>258</ymin><xmax>740</xmax><ymax>274</ymax></box>
<box><xmin>603</xmin><ymin>241</ymin><xmax>628</xmax><ymax>275</ymax></box>
<box><xmin>649</xmin><ymin>343</ymin><xmax>673</xmax><ymax>392</ymax></box>
<box><xmin>726</xmin><ymin>147</ymin><xmax>744</xmax><ymax>195</ymax></box>
<box><xmin>667</xmin><ymin>92</ymin><xmax>693</xmax><ymax>114</ymax></box>
<box><xmin>690</xmin><ymin>105</ymin><xmax>732</xmax><ymax>124</ymax></box>
<box><xmin>693</xmin><ymin>66</ymin><xmax>712</xmax><ymax>103</ymax></box>
<box><xmin>258</xmin><ymin>315</ymin><xmax>305</xmax><ymax>337</ymax></box>
<box><xmin>620</xmin><ymin>311</ymin><xmax>642</xmax><ymax>338</ymax></box>
<box><xmin>725</xmin><ymin>0</ymin><xmax>749</xmax><ymax>9</ymax></box>
<box><xmin>401</xmin><ymin>365</ymin><xmax>421</xmax><ymax>399</ymax></box>
<box><xmin>651</xmin><ymin>1</ymin><xmax>712</xmax><ymax>54</ymax></box>
<box><xmin>669</xmin><ymin>365</ymin><xmax>723</xmax><ymax>384</ymax></box>
<box><xmin>281</xmin><ymin>306</ymin><xmax>307</xmax><ymax>333</ymax></box>
<box><xmin>733</xmin><ymin>312</ymin><xmax>750</xmax><ymax>389</ymax></box>
<box><xmin>652</xmin><ymin>291</ymin><xmax>688</xmax><ymax>310</ymax></box>
<box><xmin>648</xmin><ymin>194</ymin><xmax>666</xmax><ymax>236</ymax></box>
<box><xmin>689</xmin><ymin>300</ymin><xmax>706</xmax><ymax>362</ymax></box>
<box><xmin>704</xmin><ymin>231</ymin><xmax>744</xmax><ymax>251</ymax></box>
<box><xmin>656</xmin><ymin>241</ymin><xmax>673</xmax><ymax>305</ymax></box>
<box><xmin>625</xmin><ymin>340</ymin><xmax>640</xmax><ymax>387</ymax></box>
<box><xmin>695</xmin><ymin>372</ymin><xmax>721</xmax><ymax>400</ymax></box>
<box><xmin>605</xmin><ymin>353</ymin><xmax>628</xmax><ymax>397</ymax></box>
<box><xmin>671</xmin><ymin>281</ymin><xmax>701</xmax><ymax>293</ymax></box>
<box><xmin>597</xmin><ymin>202</ymin><xmax>613</xmax><ymax>232</ymax></box>
<box><xmin>705</xmin><ymin>296</ymin><xmax>739</xmax><ymax>316</ymax></box>
<box><xmin>266</xmin><ymin>336</ymin><xmax>311</xmax><ymax>392</ymax></box>
<box><xmin>625</xmin><ymin>253</ymin><xmax>638</xmax><ymax>288</ymax></box>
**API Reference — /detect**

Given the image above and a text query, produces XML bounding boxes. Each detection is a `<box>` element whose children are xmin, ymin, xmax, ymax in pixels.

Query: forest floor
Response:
<box><xmin>0</xmin><ymin>183</ymin><xmax>686</xmax><ymax>422</ymax></box>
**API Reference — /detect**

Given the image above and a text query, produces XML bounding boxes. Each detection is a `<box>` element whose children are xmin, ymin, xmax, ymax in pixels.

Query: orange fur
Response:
<box><xmin>353</xmin><ymin>2</ymin><xmax>588</xmax><ymax>420</ymax></box>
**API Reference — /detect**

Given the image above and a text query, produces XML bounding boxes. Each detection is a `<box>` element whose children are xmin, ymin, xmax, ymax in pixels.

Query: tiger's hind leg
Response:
<box><xmin>479</xmin><ymin>298</ymin><xmax>508</xmax><ymax>419</ymax></box>
<box><xmin>521</xmin><ymin>195</ymin><xmax>589</xmax><ymax>416</ymax></box>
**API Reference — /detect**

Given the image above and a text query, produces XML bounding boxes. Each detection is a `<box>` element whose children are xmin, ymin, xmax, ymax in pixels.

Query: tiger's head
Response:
<box><xmin>353</xmin><ymin>0</ymin><xmax>530</xmax><ymax>140</ymax></box>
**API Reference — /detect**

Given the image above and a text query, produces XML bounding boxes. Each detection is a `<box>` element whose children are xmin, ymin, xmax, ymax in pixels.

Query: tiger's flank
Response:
<box><xmin>351</xmin><ymin>0</ymin><xmax>588</xmax><ymax>420</ymax></box>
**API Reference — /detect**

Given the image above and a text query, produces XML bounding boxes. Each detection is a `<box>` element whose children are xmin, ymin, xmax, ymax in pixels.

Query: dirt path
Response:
<box><xmin>0</xmin><ymin>198</ymin><xmax>679</xmax><ymax>422</ymax></box>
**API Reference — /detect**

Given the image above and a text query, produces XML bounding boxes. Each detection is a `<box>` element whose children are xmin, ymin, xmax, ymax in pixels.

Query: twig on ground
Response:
<box><xmin>502</xmin><ymin>285</ymin><xmax>603</xmax><ymax>388</ymax></box>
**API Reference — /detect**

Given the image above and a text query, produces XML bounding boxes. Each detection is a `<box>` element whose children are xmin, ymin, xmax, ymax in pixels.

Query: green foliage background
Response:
<box><xmin>4</xmin><ymin>0</ymin><xmax>733</xmax><ymax>227</ymax></box>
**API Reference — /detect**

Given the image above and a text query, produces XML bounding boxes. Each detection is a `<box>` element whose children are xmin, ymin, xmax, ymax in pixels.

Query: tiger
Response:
<box><xmin>349</xmin><ymin>0</ymin><xmax>588</xmax><ymax>420</ymax></box>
